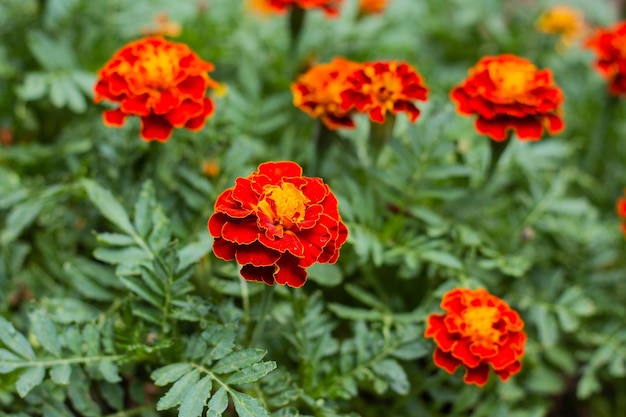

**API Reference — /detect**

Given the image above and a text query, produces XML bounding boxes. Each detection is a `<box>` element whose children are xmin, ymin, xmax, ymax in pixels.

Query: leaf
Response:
<box><xmin>98</xmin><ymin>360</ymin><xmax>121</xmax><ymax>383</ymax></box>
<box><xmin>206</xmin><ymin>387</ymin><xmax>228</xmax><ymax>417</ymax></box>
<box><xmin>43</xmin><ymin>298</ymin><xmax>99</xmax><ymax>324</ymax></box>
<box><xmin>178</xmin><ymin>375</ymin><xmax>213</xmax><ymax>417</ymax></box>
<box><xmin>50</xmin><ymin>363</ymin><xmax>72</xmax><ymax>385</ymax></box>
<box><xmin>30</xmin><ymin>309</ymin><xmax>61</xmax><ymax>357</ymax></box>
<box><xmin>152</xmin><ymin>363</ymin><xmax>194</xmax><ymax>386</ymax></box>
<box><xmin>81</xmin><ymin>179</ymin><xmax>135</xmax><ymax>236</ymax></box>
<box><xmin>134</xmin><ymin>181</ymin><xmax>156</xmax><ymax>238</ymax></box>
<box><xmin>96</xmin><ymin>233</ymin><xmax>136</xmax><ymax>246</ymax></box>
<box><xmin>533</xmin><ymin>306</ymin><xmax>558</xmax><ymax>347</ymax></box>
<box><xmin>225</xmin><ymin>361</ymin><xmax>276</xmax><ymax>385</ymax></box>
<box><xmin>119</xmin><ymin>276</ymin><xmax>163</xmax><ymax>308</ymax></box>
<box><xmin>156</xmin><ymin>369</ymin><xmax>200</xmax><ymax>410</ymax></box>
<box><xmin>0</xmin><ymin>198</ymin><xmax>44</xmax><ymax>245</ymax></box>
<box><xmin>204</xmin><ymin>326</ymin><xmax>236</xmax><ymax>362</ymax></box>
<box><xmin>230</xmin><ymin>391</ymin><xmax>270</xmax><ymax>417</ymax></box>
<box><xmin>212</xmin><ymin>349</ymin><xmax>267</xmax><ymax>374</ymax></box>
<box><xmin>371</xmin><ymin>359</ymin><xmax>409</xmax><ymax>395</ymax></box>
<box><xmin>307</xmin><ymin>263</ymin><xmax>343</xmax><ymax>287</ymax></box>
<box><xmin>419</xmin><ymin>251</ymin><xmax>463</xmax><ymax>270</ymax></box>
<box><xmin>16</xmin><ymin>366</ymin><xmax>45</xmax><ymax>397</ymax></box>
<box><xmin>0</xmin><ymin>317</ymin><xmax>35</xmax><ymax>359</ymax></box>
<box><xmin>0</xmin><ymin>348</ymin><xmax>23</xmax><ymax>373</ymax></box>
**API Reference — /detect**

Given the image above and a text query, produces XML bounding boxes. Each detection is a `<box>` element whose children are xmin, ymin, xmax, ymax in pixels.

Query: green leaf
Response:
<box><xmin>371</xmin><ymin>359</ymin><xmax>409</xmax><ymax>395</ymax></box>
<box><xmin>212</xmin><ymin>349</ymin><xmax>267</xmax><ymax>374</ymax></box>
<box><xmin>206</xmin><ymin>387</ymin><xmax>228</xmax><ymax>417</ymax></box>
<box><xmin>0</xmin><ymin>198</ymin><xmax>44</xmax><ymax>244</ymax></box>
<box><xmin>225</xmin><ymin>361</ymin><xmax>276</xmax><ymax>385</ymax></box>
<box><xmin>152</xmin><ymin>363</ymin><xmax>194</xmax><ymax>386</ymax></box>
<box><xmin>119</xmin><ymin>276</ymin><xmax>163</xmax><ymax>308</ymax></box>
<box><xmin>81</xmin><ymin>179</ymin><xmax>135</xmax><ymax>236</ymax></box>
<box><xmin>50</xmin><ymin>363</ymin><xmax>72</xmax><ymax>385</ymax></box>
<box><xmin>419</xmin><ymin>251</ymin><xmax>463</xmax><ymax>270</ymax></box>
<box><xmin>96</xmin><ymin>233</ymin><xmax>136</xmax><ymax>246</ymax></box>
<box><xmin>230</xmin><ymin>391</ymin><xmax>270</xmax><ymax>417</ymax></box>
<box><xmin>16</xmin><ymin>366</ymin><xmax>45</xmax><ymax>397</ymax></box>
<box><xmin>30</xmin><ymin>309</ymin><xmax>61</xmax><ymax>357</ymax></box>
<box><xmin>307</xmin><ymin>263</ymin><xmax>343</xmax><ymax>287</ymax></box>
<box><xmin>0</xmin><ymin>348</ymin><xmax>23</xmax><ymax>373</ymax></box>
<box><xmin>94</xmin><ymin>246</ymin><xmax>151</xmax><ymax>266</ymax></box>
<box><xmin>134</xmin><ymin>181</ymin><xmax>156</xmax><ymax>238</ymax></box>
<box><xmin>204</xmin><ymin>325</ymin><xmax>236</xmax><ymax>362</ymax></box>
<box><xmin>533</xmin><ymin>306</ymin><xmax>558</xmax><ymax>347</ymax></box>
<box><xmin>43</xmin><ymin>298</ymin><xmax>99</xmax><ymax>324</ymax></box>
<box><xmin>156</xmin><ymin>369</ymin><xmax>200</xmax><ymax>410</ymax></box>
<box><xmin>98</xmin><ymin>360</ymin><xmax>121</xmax><ymax>383</ymax></box>
<box><xmin>178</xmin><ymin>375</ymin><xmax>213</xmax><ymax>417</ymax></box>
<box><xmin>0</xmin><ymin>317</ymin><xmax>35</xmax><ymax>359</ymax></box>
<box><xmin>17</xmin><ymin>72</ymin><xmax>48</xmax><ymax>100</ymax></box>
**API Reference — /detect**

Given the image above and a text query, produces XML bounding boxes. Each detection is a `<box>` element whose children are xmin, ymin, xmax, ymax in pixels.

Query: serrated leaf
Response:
<box><xmin>152</xmin><ymin>363</ymin><xmax>194</xmax><ymax>386</ymax></box>
<box><xmin>0</xmin><ymin>198</ymin><xmax>44</xmax><ymax>244</ymax></box>
<box><xmin>119</xmin><ymin>276</ymin><xmax>162</xmax><ymax>308</ymax></box>
<box><xmin>96</xmin><ymin>233</ymin><xmax>136</xmax><ymax>246</ymax></box>
<box><xmin>206</xmin><ymin>387</ymin><xmax>228</xmax><ymax>417</ymax></box>
<box><xmin>534</xmin><ymin>306</ymin><xmax>558</xmax><ymax>347</ymax></box>
<box><xmin>156</xmin><ymin>369</ymin><xmax>200</xmax><ymax>410</ymax></box>
<box><xmin>204</xmin><ymin>326</ymin><xmax>236</xmax><ymax>362</ymax></box>
<box><xmin>50</xmin><ymin>363</ymin><xmax>72</xmax><ymax>385</ymax></box>
<box><xmin>371</xmin><ymin>359</ymin><xmax>409</xmax><ymax>395</ymax></box>
<box><xmin>178</xmin><ymin>375</ymin><xmax>213</xmax><ymax>417</ymax></box>
<box><xmin>212</xmin><ymin>349</ymin><xmax>267</xmax><ymax>374</ymax></box>
<box><xmin>99</xmin><ymin>360</ymin><xmax>121</xmax><ymax>383</ymax></box>
<box><xmin>82</xmin><ymin>179</ymin><xmax>135</xmax><ymax>236</ymax></box>
<box><xmin>0</xmin><ymin>317</ymin><xmax>35</xmax><ymax>359</ymax></box>
<box><xmin>0</xmin><ymin>348</ymin><xmax>23</xmax><ymax>373</ymax></box>
<box><xmin>231</xmin><ymin>391</ymin><xmax>270</xmax><ymax>417</ymax></box>
<box><xmin>16</xmin><ymin>366</ymin><xmax>45</xmax><ymax>397</ymax></box>
<box><xmin>134</xmin><ymin>181</ymin><xmax>156</xmax><ymax>238</ymax></box>
<box><xmin>226</xmin><ymin>361</ymin><xmax>276</xmax><ymax>385</ymax></box>
<box><xmin>31</xmin><ymin>309</ymin><xmax>61</xmax><ymax>357</ymax></box>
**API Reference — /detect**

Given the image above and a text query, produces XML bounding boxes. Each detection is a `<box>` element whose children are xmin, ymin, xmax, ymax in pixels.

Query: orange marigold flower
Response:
<box><xmin>341</xmin><ymin>61</ymin><xmax>428</xmax><ymax>124</ymax></box>
<box><xmin>585</xmin><ymin>21</ymin><xmax>626</xmax><ymax>95</ymax></box>
<box><xmin>617</xmin><ymin>193</ymin><xmax>626</xmax><ymax>236</ymax></box>
<box><xmin>358</xmin><ymin>0</ymin><xmax>388</xmax><ymax>15</ymax></box>
<box><xmin>207</xmin><ymin>161</ymin><xmax>348</xmax><ymax>288</ymax></box>
<box><xmin>94</xmin><ymin>37</ymin><xmax>218</xmax><ymax>142</ymax></box>
<box><xmin>450</xmin><ymin>54</ymin><xmax>565</xmax><ymax>141</ymax></box>
<box><xmin>536</xmin><ymin>5</ymin><xmax>586</xmax><ymax>48</ymax></box>
<box><xmin>291</xmin><ymin>57</ymin><xmax>362</xmax><ymax>129</ymax></box>
<box><xmin>424</xmin><ymin>288</ymin><xmax>526</xmax><ymax>387</ymax></box>
<box><xmin>255</xmin><ymin>0</ymin><xmax>343</xmax><ymax>17</ymax></box>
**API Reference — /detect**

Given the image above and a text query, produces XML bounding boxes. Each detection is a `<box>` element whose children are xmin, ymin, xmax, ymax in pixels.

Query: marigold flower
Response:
<box><xmin>617</xmin><ymin>193</ymin><xmax>626</xmax><ymax>236</ymax></box>
<box><xmin>292</xmin><ymin>58</ymin><xmax>362</xmax><ymax>129</ymax></box>
<box><xmin>536</xmin><ymin>5</ymin><xmax>586</xmax><ymax>48</ymax></box>
<box><xmin>94</xmin><ymin>37</ymin><xmax>218</xmax><ymax>142</ymax></box>
<box><xmin>424</xmin><ymin>288</ymin><xmax>526</xmax><ymax>387</ymax></box>
<box><xmin>585</xmin><ymin>21</ymin><xmax>626</xmax><ymax>95</ymax></box>
<box><xmin>341</xmin><ymin>61</ymin><xmax>428</xmax><ymax>124</ymax></box>
<box><xmin>253</xmin><ymin>0</ymin><xmax>343</xmax><ymax>17</ymax></box>
<box><xmin>450</xmin><ymin>54</ymin><xmax>564</xmax><ymax>141</ymax></box>
<box><xmin>358</xmin><ymin>0</ymin><xmax>388</xmax><ymax>15</ymax></box>
<box><xmin>208</xmin><ymin>161</ymin><xmax>348</xmax><ymax>288</ymax></box>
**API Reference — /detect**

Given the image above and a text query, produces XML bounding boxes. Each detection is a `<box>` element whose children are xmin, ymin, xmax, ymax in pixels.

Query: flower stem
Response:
<box><xmin>249</xmin><ymin>285</ymin><xmax>275</xmax><ymax>347</ymax></box>
<box><xmin>368</xmin><ymin>114</ymin><xmax>396</xmax><ymax>164</ymax></box>
<box><xmin>289</xmin><ymin>6</ymin><xmax>306</xmax><ymax>53</ymax></box>
<box><xmin>584</xmin><ymin>93</ymin><xmax>617</xmax><ymax>176</ymax></box>
<box><xmin>485</xmin><ymin>131</ymin><xmax>512</xmax><ymax>183</ymax></box>
<box><xmin>308</xmin><ymin>120</ymin><xmax>336</xmax><ymax>176</ymax></box>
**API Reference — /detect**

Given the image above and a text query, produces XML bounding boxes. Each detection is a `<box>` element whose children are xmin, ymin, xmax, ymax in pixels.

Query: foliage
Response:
<box><xmin>1</xmin><ymin>0</ymin><xmax>626</xmax><ymax>417</ymax></box>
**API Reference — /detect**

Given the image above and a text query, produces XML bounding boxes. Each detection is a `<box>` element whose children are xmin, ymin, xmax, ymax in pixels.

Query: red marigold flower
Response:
<box><xmin>94</xmin><ymin>37</ymin><xmax>218</xmax><ymax>142</ymax></box>
<box><xmin>424</xmin><ymin>288</ymin><xmax>526</xmax><ymax>387</ymax></box>
<box><xmin>358</xmin><ymin>0</ymin><xmax>388</xmax><ymax>15</ymax></box>
<box><xmin>450</xmin><ymin>54</ymin><xmax>565</xmax><ymax>141</ymax></box>
<box><xmin>291</xmin><ymin>57</ymin><xmax>362</xmax><ymax>129</ymax></box>
<box><xmin>341</xmin><ymin>61</ymin><xmax>428</xmax><ymax>124</ymax></box>
<box><xmin>255</xmin><ymin>0</ymin><xmax>343</xmax><ymax>17</ymax></box>
<box><xmin>585</xmin><ymin>21</ymin><xmax>626</xmax><ymax>95</ymax></box>
<box><xmin>207</xmin><ymin>161</ymin><xmax>348</xmax><ymax>288</ymax></box>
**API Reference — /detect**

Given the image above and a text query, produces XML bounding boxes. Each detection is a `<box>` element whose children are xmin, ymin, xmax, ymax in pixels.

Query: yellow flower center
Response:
<box><xmin>461</xmin><ymin>306</ymin><xmax>502</xmax><ymax>346</ymax></box>
<box><xmin>362</xmin><ymin>64</ymin><xmax>402</xmax><ymax>110</ymax></box>
<box><xmin>257</xmin><ymin>183</ymin><xmax>309</xmax><ymax>229</ymax></box>
<box><xmin>137</xmin><ymin>46</ymin><xmax>180</xmax><ymax>89</ymax></box>
<box><xmin>489</xmin><ymin>61</ymin><xmax>536</xmax><ymax>97</ymax></box>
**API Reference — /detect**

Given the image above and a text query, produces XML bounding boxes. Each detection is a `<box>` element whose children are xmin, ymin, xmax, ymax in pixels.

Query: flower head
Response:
<box><xmin>536</xmin><ymin>5</ymin><xmax>586</xmax><ymax>49</ymax></box>
<box><xmin>291</xmin><ymin>58</ymin><xmax>362</xmax><ymax>129</ymax></box>
<box><xmin>617</xmin><ymin>192</ymin><xmax>626</xmax><ymax>236</ymax></box>
<box><xmin>253</xmin><ymin>0</ymin><xmax>343</xmax><ymax>17</ymax></box>
<box><xmin>425</xmin><ymin>288</ymin><xmax>526</xmax><ymax>387</ymax></box>
<box><xmin>208</xmin><ymin>161</ymin><xmax>348</xmax><ymax>288</ymax></box>
<box><xmin>94</xmin><ymin>37</ymin><xmax>218</xmax><ymax>141</ymax></box>
<box><xmin>585</xmin><ymin>21</ymin><xmax>626</xmax><ymax>95</ymax></box>
<box><xmin>450</xmin><ymin>54</ymin><xmax>564</xmax><ymax>141</ymax></box>
<box><xmin>358</xmin><ymin>0</ymin><xmax>388</xmax><ymax>15</ymax></box>
<box><xmin>341</xmin><ymin>61</ymin><xmax>428</xmax><ymax>124</ymax></box>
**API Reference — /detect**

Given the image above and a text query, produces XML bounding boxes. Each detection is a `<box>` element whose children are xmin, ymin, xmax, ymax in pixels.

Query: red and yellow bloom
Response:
<box><xmin>585</xmin><ymin>21</ymin><xmax>626</xmax><ymax>95</ymax></box>
<box><xmin>341</xmin><ymin>61</ymin><xmax>428</xmax><ymax>124</ymax></box>
<box><xmin>358</xmin><ymin>0</ymin><xmax>388</xmax><ymax>15</ymax></box>
<box><xmin>450</xmin><ymin>54</ymin><xmax>564</xmax><ymax>141</ymax></box>
<box><xmin>94</xmin><ymin>37</ymin><xmax>218</xmax><ymax>142</ymax></box>
<box><xmin>617</xmin><ymin>192</ymin><xmax>626</xmax><ymax>236</ymax></box>
<box><xmin>291</xmin><ymin>58</ymin><xmax>361</xmax><ymax>129</ymax></box>
<box><xmin>253</xmin><ymin>0</ymin><xmax>343</xmax><ymax>17</ymax></box>
<box><xmin>208</xmin><ymin>161</ymin><xmax>348</xmax><ymax>288</ymax></box>
<box><xmin>536</xmin><ymin>5</ymin><xmax>586</xmax><ymax>49</ymax></box>
<box><xmin>425</xmin><ymin>288</ymin><xmax>526</xmax><ymax>387</ymax></box>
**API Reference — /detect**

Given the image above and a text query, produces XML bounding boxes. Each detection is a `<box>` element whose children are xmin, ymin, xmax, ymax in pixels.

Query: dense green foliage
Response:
<box><xmin>1</xmin><ymin>0</ymin><xmax>626</xmax><ymax>416</ymax></box>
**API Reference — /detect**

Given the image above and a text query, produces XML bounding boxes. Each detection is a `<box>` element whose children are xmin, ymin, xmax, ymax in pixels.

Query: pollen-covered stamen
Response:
<box><xmin>257</xmin><ymin>182</ymin><xmax>309</xmax><ymax>230</ymax></box>
<box><xmin>460</xmin><ymin>306</ymin><xmax>502</xmax><ymax>347</ymax></box>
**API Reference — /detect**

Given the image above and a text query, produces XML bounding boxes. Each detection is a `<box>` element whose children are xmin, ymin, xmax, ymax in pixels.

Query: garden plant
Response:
<box><xmin>1</xmin><ymin>0</ymin><xmax>626</xmax><ymax>416</ymax></box>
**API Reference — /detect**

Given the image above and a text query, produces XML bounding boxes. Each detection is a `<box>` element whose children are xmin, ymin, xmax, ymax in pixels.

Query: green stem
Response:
<box><xmin>289</xmin><ymin>6</ymin><xmax>306</xmax><ymax>53</ymax></box>
<box><xmin>368</xmin><ymin>114</ymin><xmax>396</xmax><ymax>165</ymax></box>
<box><xmin>584</xmin><ymin>94</ymin><xmax>617</xmax><ymax>176</ymax></box>
<box><xmin>307</xmin><ymin>120</ymin><xmax>336</xmax><ymax>176</ymax></box>
<box><xmin>485</xmin><ymin>131</ymin><xmax>512</xmax><ymax>183</ymax></box>
<box><xmin>249</xmin><ymin>285</ymin><xmax>275</xmax><ymax>347</ymax></box>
